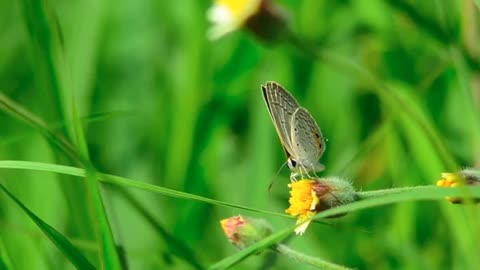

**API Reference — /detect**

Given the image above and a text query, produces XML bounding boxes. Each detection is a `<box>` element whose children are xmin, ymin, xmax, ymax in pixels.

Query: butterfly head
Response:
<box><xmin>287</xmin><ymin>157</ymin><xmax>297</xmax><ymax>170</ymax></box>
<box><xmin>287</xmin><ymin>156</ymin><xmax>325</xmax><ymax>174</ymax></box>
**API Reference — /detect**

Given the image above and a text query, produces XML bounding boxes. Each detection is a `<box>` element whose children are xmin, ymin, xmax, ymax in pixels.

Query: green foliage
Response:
<box><xmin>0</xmin><ymin>184</ymin><xmax>95</xmax><ymax>270</ymax></box>
<box><xmin>1</xmin><ymin>0</ymin><xmax>480</xmax><ymax>269</ymax></box>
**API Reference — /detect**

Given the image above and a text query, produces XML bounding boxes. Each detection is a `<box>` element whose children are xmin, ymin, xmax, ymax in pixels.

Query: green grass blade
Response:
<box><xmin>18</xmin><ymin>0</ymin><xmax>66</xmax><ymax>126</ymax></box>
<box><xmin>1</xmin><ymin>83</ymin><xmax>122</xmax><ymax>270</ymax></box>
<box><xmin>0</xmin><ymin>110</ymin><xmax>135</xmax><ymax>148</ymax></box>
<box><xmin>384</xmin><ymin>0</ymin><xmax>480</xmax><ymax>71</ymax></box>
<box><xmin>0</xmin><ymin>160</ymin><xmax>291</xmax><ymax>219</ymax></box>
<box><xmin>208</xmin><ymin>228</ymin><xmax>293</xmax><ymax>270</ymax></box>
<box><xmin>291</xmin><ymin>43</ymin><xmax>458</xmax><ymax>171</ymax></box>
<box><xmin>209</xmin><ymin>185</ymin><xmax>480</xmax><ymax>269</ymax></box>
<box><xmin>0</xmin><ymin>94</ymin><xmax>80</xmax><ymax>163</ymax></box>
<box><xmin>2</xmin><ymin>160</ymin><xmax>480</xmax><ymax>218</ymax></box>
<box><xmin>112</xmin><ymin>187</ymin><xmax>205</xmax><ymax>270</ymax></box>
<box><xmin>3</xmin><ymin>160</ymin><xmax>480</xmax><ymax>269</ymax></box>
<box><xmin>0</xmin><ymin>184</ymin><xmax>96</xmax><ymax>270</ymax></box>
<box><xmin>84</xmin><ymin>168</ymin><xmax>122</xmax><ymax>270</ymax></box>
<box><xmin>0</xmin><ymin>237</ymin><xmax>13</xmax><ymax>270</ymax></box>
<box><xmin>17</xmin><ymin>0</ymin><xmax>122</xmax><ymax>266</ymax></box>
<box><xmin>0</xmin><ymin>240</ymin><xmax>12</xmax><ymax>270</ymax></box>
<box><xmin>0</xmin><ymin>257</ymin><xmax>7</xmax><ymax>270</ymax></box>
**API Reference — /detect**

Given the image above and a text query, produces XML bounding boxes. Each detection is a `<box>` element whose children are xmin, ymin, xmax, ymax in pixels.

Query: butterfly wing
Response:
<box><xmin>262</xmin><ymin>81</ymin><xmax>300</xmax><ymax>157</ymax></box>
<box><xmin>290</xmin><ymin>107</ymin><xmax>326</xmax><ymax>171</ymax></box>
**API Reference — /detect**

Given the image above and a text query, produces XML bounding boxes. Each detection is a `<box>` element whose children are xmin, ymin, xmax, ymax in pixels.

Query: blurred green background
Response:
<box><xmin>1</xmin><ymin>0</ymin><xmax>480</xmax><ymax>269</ymax></box>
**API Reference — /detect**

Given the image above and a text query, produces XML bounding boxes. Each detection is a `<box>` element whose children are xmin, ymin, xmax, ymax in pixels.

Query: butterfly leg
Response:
<box><xmin>300</xmin><ymin>164</ymin><xmax>314</xmax><ymax>179</ymax></box>
<box><xmin>311</xmin><ymin>164</ymin><xmax>320</xmax><ymax>179</ymax></box>
<box><xmin>290</xmin><ymin>172</ymin><xmax>299</xmax><ymax>182</ymax></box>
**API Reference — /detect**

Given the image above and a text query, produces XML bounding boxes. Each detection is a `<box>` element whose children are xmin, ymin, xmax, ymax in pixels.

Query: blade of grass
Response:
<box><xmin>0</xmin><ymin>160</ymin><xmax>294</xmax><ymax>219</ymax></box>
<box><xmin>0</xmin><ymin>184</ymin><xmax>95</xmax><ymax>270</ymax></box>
<box><xmin>18</xmin><ymin>0</ymin><xmax>66</xmax><ymax>127</ymax></box>
<box><xmin>449</xmin><ymin>46</ymin><xmax>480</xmax><ymax>161</ymax></box>
<box><xmin>2</xmin><ymin>160</ymin><xmax>480</xmax><ymax>268</ymax></box>
<box><xmin>289</xmin><ymin>35</ymin><xmax>458</xmax><ymax>171</ymax></box>
<box><xmin>208</xmin><ymin>228</ymin><xmax>293</xmax><ymax>270</ymax></box>
<box><xmin>0</xmin><ymin>110</ymin><xmax>137</xmax><ymax>148</ymax></box>
<box><xmin>2</xmin><ymin>160</ymin><xmax>480</xmax><ymax>220</ymax></box>
<box><xmin>274</xmin><ymin>244</ymin><xmax>353</xmax><ymax>270</ymax></box>
<box><xmin>0</xmin><ymin>93</ymin><xmax>80</xmax><ymax>163</ymax></box>
<box><xmin>0</xmin><ymin>96</ymin><xmax>206</xmax><ymax>270</ymax></box>
<box><xmin>3</xmin><ymin>160</ymin><xmax>480</xmax><ymax>269</ymax></box>
<box><xmin>1</xmin><ymin>89</ymin><xmax>97</xmax><ymax>266</ymax></box>
<box><xmin>209</xmin><ymin>185</ymin><xmax>480</xmax><ymax>269</ymax></box>
<box><xmin>384</xmin><ymin>0</ymin><xmax>480</xmax><ymax>71</ymax></box>
<box><xmin>1</xmin><ymin>75</ymin><xmax>121</xmax><ymax>270</ymax></box>
<box><xmin>0</xmin><ymin>94</ymin><xmax>282</xmax><ymax>266</ymax></box>
<box><xmin>69</xmin><ymin>97</ymin><xmax>121</xmax><ymax>269</ymax></box>
<box><xmin>18</xmin><ymin>0</ymin><xmax>122</xmax><ymax>266</ymax></box>
<box><xmin>0</xmin><ymin>238</ymin><xmax>13</xmax><ymax>270</ymax></box>
<box><xmin>0</xmin><ymin>255</ymin><xmax>9</xmax><ymax>270</ymax></box>
<box><xmin>111</xmin><ymin>187</ymin><xmax>204</xmax><ymax>270</ymax></box>
<box><xmin>84</xmin><ymin>167</ymin><xmax>121</xmax><ymax>270</ymax></box>
<box><xmin>333</xmin><ymin>118</ymin><xmax>392</xmax><ymax>176</ymax></box>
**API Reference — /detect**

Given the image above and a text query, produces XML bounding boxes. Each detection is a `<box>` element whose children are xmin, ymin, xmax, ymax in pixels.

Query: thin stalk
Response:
<box><xmin>273</xmin><ymin>244</ymin><xmax>352</xmax><ymax>270</ymax></box>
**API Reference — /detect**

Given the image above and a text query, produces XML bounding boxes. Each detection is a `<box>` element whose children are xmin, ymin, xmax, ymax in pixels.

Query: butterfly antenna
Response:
<box><xmin>268</xmin><ymin>162</ymin><xmax>288</xmax><ymax>192</ymax></box>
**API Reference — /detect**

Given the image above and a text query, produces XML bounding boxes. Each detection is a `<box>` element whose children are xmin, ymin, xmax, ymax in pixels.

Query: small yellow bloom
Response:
<box><xmin>286</xmin><ymin>177</ymin><xmax>356</xmax><ymax>235</ymax></box>
<box><xmin>207</xmin><ymin>0</ymin><xmax>262</xmax><ymax>40</ymax></box>
<box><xmin>436</xmin><ymin>173</ymin><xmax>463</xmax><ymax>188</ymax></box>
<box><xmin>437</xmin><ymin>169</ymin><xmax>480</xmax><ymax>204</ymax></box>
<box><xmin>285</xmin><ymin>180</ymin><xmax>321</xmax><ymax>235</ymax></box>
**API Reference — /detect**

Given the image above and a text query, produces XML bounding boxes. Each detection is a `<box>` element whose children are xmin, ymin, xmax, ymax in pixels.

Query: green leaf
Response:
<box><xmin>0</xmin><ymin>184</ymin><xmax>95</xmax><ymax>270</ymax></box>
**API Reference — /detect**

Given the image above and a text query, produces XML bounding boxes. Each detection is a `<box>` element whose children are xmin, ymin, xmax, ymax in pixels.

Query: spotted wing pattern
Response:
<box><xmin>290</xmin><ymin>107</ymin><xmax>325</xmax><ymax>171</ymax></box>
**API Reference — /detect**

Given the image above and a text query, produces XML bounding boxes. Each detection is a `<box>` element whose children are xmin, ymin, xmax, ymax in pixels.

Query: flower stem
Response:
<box><xmin>273</xmin><ymin>244</ymin><xmax>353</xmax><ymax>270</ymax></box>
<box><xmin>356</xmin><ymin>186</ymin><xmax>432</xmax><ymax>200</ymax></box>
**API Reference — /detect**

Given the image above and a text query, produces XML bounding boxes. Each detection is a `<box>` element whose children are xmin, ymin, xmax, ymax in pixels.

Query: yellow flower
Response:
<box><xmin>437</xmin><ymin>169</ymin><xmax>480</xmax><ymax>204</ymax></box>
<box><xmin>207</xmin><ymin>0</ymin><xmax>262</xmax><ymax>40</ymax></box>
<box><xmin>286</xmin><ymin>177</ymin><xmax>356</xmax><ymax>235</ymax></box>
<box><xmin>285</xmin><ymin>180</ymin><xmax>320</xmax><ymax>235</ymax></box>
<box><xmin>436</xmin><ymin>172</ymin><xmax>463</xmax><ymax>188</ymax></box>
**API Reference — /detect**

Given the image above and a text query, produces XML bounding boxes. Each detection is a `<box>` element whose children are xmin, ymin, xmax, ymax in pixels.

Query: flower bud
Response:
<box><xmin>220</xmin><ymin>215</ymin><xmax>272</xmax><ymax>249</ymax></box>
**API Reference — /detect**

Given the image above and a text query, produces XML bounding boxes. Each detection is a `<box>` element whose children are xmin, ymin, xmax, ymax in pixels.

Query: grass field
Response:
<box><xmin>1</xmin><ymin>0</ymin><xmax>480</xmax><ymax>269</ymax></box>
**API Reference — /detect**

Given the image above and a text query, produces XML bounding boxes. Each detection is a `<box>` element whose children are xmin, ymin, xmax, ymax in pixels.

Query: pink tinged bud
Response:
<box><xmin>220</xmin><ymin>215</ymin><xmax>272</xmax><ymax>249</ymax></box>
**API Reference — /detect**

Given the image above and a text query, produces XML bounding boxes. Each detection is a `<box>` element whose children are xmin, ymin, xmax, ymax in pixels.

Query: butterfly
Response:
<box><xmin>262</xmin><ymin>81</ymin><xmax>326</xmax><ymax>180</ymax></box>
